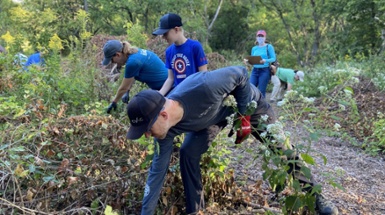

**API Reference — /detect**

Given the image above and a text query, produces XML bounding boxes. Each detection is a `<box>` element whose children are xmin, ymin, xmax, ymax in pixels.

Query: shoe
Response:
<box><xmin>269</xmin><ymin>99</ymin><xmax>276</xmax><ymax>103</ymax></box>
<box><xmin>316</xmin><ymin>194</ymin><xmax>338</xmax><ymax>215</ymax></box>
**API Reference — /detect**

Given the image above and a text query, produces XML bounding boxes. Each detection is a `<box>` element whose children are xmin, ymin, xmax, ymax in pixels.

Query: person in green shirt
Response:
<box><xmin>270</xmin><ymin>64</ymin><xmax>304</xmax><ymax>102</ymax></box>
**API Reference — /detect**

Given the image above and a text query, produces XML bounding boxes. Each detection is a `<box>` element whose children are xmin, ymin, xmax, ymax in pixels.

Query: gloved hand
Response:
<box><xmin>228</xmin><ymin>115</ymin><xmax>251</xmax><ymax>144</ymax></box>
<box><xmin>121</xmin><ymin>90</ymin><xmax>130</xmax><ymax>103</ymax></box>
<box><xmin>107</xmin><ymin>102</ymin><xmax>117</xmax><ymax>114</ymax></box>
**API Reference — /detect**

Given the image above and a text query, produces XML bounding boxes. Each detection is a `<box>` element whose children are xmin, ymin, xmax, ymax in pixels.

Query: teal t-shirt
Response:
<box><xmin>124</xmin><ymin>49</ymin><xmax>168</xmax><ymax>90</ymax></box>
<box><xmin>277</xmin><ymin>67</ymin><xmax>295</xmax><ymax>84</ymax></box>
<box><xmin>250</xmin><ymin>44</ymin><xmax>276</xmax><ymax>68</ymax></box>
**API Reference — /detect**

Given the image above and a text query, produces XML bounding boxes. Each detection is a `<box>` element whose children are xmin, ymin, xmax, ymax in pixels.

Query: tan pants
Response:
<box><xmin>270</xmin><ymin>75</ymin><xmax>286</xmax><ymax>101</ymax></box>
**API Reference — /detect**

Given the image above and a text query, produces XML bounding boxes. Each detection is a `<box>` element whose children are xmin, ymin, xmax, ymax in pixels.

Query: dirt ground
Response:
<box><xmin>227</xmin><ymin>92</ymin><xmax>385</xmax><ymax>215</ymax></box>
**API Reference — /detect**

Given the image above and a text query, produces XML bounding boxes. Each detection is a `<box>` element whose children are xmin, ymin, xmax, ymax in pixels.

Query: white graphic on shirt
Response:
<box><xmin>171</xmin><ymin>53</ymin><xmax>191</xmax><ymax>77</ymax></box>
<box><xmin>144</xmin><ymin>184</ymin><xmax>150</xmax><ymax>197</ymax></box>
<box><xmin>140</xmin><ymin>49</ymin><xmax>147</xmax><ymax>56</ymax></box>
<box><xmin>198</xmin><ymin>105</ymin><xmax>213</xmax><ymax>118</ymax></box>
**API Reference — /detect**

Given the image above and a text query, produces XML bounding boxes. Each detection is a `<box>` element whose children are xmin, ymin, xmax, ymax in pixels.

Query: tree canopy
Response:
<box><xmin>1</xmin><ymin>0</ymin><xmax>385</xmax><ymax>67</ymax></box>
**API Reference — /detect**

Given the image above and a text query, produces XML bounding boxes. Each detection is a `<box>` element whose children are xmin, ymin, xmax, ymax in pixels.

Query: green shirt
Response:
<box><xmin>277</xmin><ymin>67</ymin><xmax>296</xmax><ymax>84</ymax></box>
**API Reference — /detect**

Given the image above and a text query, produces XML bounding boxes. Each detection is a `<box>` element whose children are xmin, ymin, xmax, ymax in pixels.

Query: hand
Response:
<box><xmin>235</xmin><ymin>115</ymin><xmax>251</xmax><ymax>144</ymax></box>
<box><xmin>121</xmin><ymin>90</ymin><xmax>130</xmax><ymax>103</ymax></box>
<box><xmin>243</xmin><ymin>59</ymin><xmax>249</xmax><ymax>65</ymax></box>
<box><xmin>107</xmin><ymin>102</ymin><xmax>117</xmax><ymax>113</ymax></box>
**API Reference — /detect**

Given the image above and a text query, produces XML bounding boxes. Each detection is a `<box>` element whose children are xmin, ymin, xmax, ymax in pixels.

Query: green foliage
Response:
<box><xmin>297</xmin><ymin>61</ymin><xmax>362</xmax><ymax>97</ymax></box>
<box><xmin>125</xmin><ymin>21</ymin><xmax>148</xmax><ymax>49</ymax></box>
<box><xmin>209</xmin><ymin>3</ymin><xmax>250</xmax><ymax>53</ymax></box>
<box><xmin>2</xmin><ymin>1</ymin><xmax>385</xmax><ymax>214</ymax></box>
<box><xmin>359</xmin><ymin>55</ymin><xmax>385</xmax><ymax>91</ymax></box>
<box><xmin>364</xmin><ymin>113</ymin><xmax>385</xmax><ymax>155</ymax></box>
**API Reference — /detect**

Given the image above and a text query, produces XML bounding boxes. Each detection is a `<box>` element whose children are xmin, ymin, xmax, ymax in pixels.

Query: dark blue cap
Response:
<box><xmin>152</xmin><ymin>13</ymin><xmax>183</xmax><ymax>35</ymax></box>
<box><xmin>126</xmin><ymin>90</ymin><xmax>166</xmax><ymax>139</ymax></box>
<box><xmin>102</xmin><ymin>40</ymin><xmax>122</xmax><ymax>65</ymax></box>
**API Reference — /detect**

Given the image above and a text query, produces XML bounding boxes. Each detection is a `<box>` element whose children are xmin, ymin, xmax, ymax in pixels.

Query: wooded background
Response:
<box><xmin>1</xmin><ymin>0</ymin><xmax>385</xmax><ymax>69</ymax></box>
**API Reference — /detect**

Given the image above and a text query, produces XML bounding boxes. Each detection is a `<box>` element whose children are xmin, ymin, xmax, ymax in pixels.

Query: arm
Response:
<box><xmin>158</xmin><ymin>69</ymin><xmax>174</xmax><ymax>95</ymax></box>
<box><xmin>266</xmin><ymin>44</ymin><xmax>276</xmax><ymax>64</ymax></box>
<box><xmin>112</xmin><ymin>77</ymin><xmax>135</xmax><ymax>103</ymax></box>
<box><xmin>286</xmin><ymin>83</ymin><xmax>293</xmax><ymax>91</ymax></box>
<box><xmin>198</xmin><ymin>64</ymin><xmax>207</xmax><ymax>71</ymax></box>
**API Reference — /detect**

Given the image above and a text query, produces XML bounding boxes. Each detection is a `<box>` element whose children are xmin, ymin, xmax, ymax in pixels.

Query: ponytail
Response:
<box><xmin>121</xmin><ymin>41</ymin><xmax>138</xmax><ymax>56</ymax></box>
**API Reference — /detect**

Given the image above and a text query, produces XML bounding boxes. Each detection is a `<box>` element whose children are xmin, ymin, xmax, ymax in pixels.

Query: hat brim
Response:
<box><xmin>126</xmin><ymin>123</ymin><xmax>148</xmax><ymax>140</ymax></box>
<box><xmin>102</xmin><ymin>57</ymin><xmax>112</xmax><ymax>66</ymax></box>
<box><xmin>152</xmin><ymin>28</ymin><xmax>171</xmax><ymax>35</ymax></box>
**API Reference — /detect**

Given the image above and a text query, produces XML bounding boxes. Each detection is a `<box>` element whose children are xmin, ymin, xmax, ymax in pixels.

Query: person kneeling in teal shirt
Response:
<box><xmin>269</xmin><ymin>64</ymin><xmax>305</xmax><ymax>102</ymax></box>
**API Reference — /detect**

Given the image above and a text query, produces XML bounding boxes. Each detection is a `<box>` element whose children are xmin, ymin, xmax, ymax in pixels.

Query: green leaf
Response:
<box><xmin>285</xmin><ymin>195</ymin><xmax>302</xmax><ymax>212</ymax></box>
<box><xmin>29</xmin><ymin>164</ymin><xmax>36</xmax><ymax>173</ymax></box>
<box><xmin>104</xmin><ymin>205</ymin><xmax>119</xmax><ymax>215</ymax></box>
<box><xmin>321</xmin><ymin>154</ymin><xmax>328</xmax><ymax>165</ymax></box>
<box><xmin>301</xmin><ymin>166</ymin><xmax>312</xmax><ymax>179</ymax></box>
<box><xmin>91</xmin><ymin>198</ymin><xmax>99</xmax><ymax>209</ymax></box>
<box><xmin>330</xmin><ymin>115</ymin><xmax>342</xmax><ymax>121</ymax></box>
<box><xmin>11</xmin><ymin>146</ymin><xmax>25</xmax><ymax>152</ymax></box>
<box><xmin>0</xmin><ymin>144</ymin><xmax>9</xmax><ymax>150</ymax></box>
<box><xmin>300</xmin><ymin>153</ymin><xmax>315</xmax><ymax>165</ymax></box>
<box><xmin>344</xmin><ymin>86</ymin><xmax>353</xmax><ymax>93</ymax></box>
<box><xmin>309</xmin><ymin>132</ymin><xmax>320</xmax><ymax>141</ymax></box>
<box><xmin>43</xmin><ymin>176</ymin><xmax>55</xmax><ymax>183</ymax></box>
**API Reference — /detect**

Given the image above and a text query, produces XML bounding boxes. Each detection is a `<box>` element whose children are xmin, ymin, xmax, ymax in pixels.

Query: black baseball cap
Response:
<box><xmin>102</xmin><ymin>40</ymin><xmax>122</xmax><ymax>65</ymax></box>
<box><xmin>152</xmin><ymin>13</ymin><xmax>183</xmax><ymax>35</ymax></box>
<box><xmin>126</xmin><ymin>90</ymin><xmax>166</xmax><ymax>139</ymax></box>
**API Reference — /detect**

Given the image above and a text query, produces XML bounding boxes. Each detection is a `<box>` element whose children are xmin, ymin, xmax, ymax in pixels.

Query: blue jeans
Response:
<box><xmin>249</xmin><ymin>67</ymin><xmax>271</xmax><ymax>98</ymax></box>
<box><xmin>141</xmin><ymin>126</ymin><xmax>222</xmax><ymax>215</ymax></box>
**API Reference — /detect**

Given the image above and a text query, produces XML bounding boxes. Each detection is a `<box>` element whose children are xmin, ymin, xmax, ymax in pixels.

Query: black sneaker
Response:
<box><xmin>316</xmin><ymin>194</ymin><xmax>338</xmax><ymax>215</ymax></box>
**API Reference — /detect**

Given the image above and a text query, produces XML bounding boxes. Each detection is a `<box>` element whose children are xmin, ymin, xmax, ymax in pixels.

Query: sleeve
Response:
<box><xmin>24</xmin><ymin>56</ymin><xmax>32</xmax><ymax>67</ymax></box>
<box><xmin>192</xmin><ymin>41</ymin><xmax>207</xmax><ymax>67</ymax></box>
<box><xmin>251</xmin><ymin>46</ymin><xmax>256</xmax><ymax>56</ymax></box>
<box><xmin>124</xmin><ymin>58</ymin><xmax>142</xmax><ymax>79</ymax></box>
<box><xmin>231</xmin><ymin>67</ymin><xmax>253</xmax><ymax>115</ymax></box>
<box><xmin>266</xmin><ymin>45</ymin><xmax>276</xmax><ymax>64</ymax></box>
<box><xmin>286</xmin><ymin>70</ymin><xmax>296</xmax><ymax>84</ymax></box>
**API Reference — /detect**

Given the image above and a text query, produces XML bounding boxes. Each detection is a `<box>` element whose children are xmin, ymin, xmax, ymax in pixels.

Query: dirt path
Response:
<box><xmin>228</xmin><ymin>96</ymin><xmax>385</xmax><ymax>215</ymax></box>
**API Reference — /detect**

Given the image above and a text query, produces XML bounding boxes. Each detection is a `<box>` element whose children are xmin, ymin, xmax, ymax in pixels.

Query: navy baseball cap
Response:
<box><xmin>102</xmin><ymin>40</ymin><xmax>122</xmax><ymax>66</ymax></box>
<box><xmin>126</xmin><ymin>90</ymin><xmax>166</xmax><ymax>139</ymax></box>
<box><xmin>152</xmin><ymin>13</ymin><xmax>183</xmax><ymax>35</ymax></box>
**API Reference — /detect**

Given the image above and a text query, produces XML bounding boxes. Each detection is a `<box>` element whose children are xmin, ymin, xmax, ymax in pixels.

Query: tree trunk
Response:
<box><xmin>310</xmin><ymin>0</ymin><xmax>321</xmax><ymax>64</ymax></box>
<box><xmin>84</xmin><ymin>0</ymin><xmax>88</xmax><ymax>12</ymax></box>
<box><xmin>205</xmin><ymin>0</ymin><xmax>224</xmax><ymax>45</ymax></box>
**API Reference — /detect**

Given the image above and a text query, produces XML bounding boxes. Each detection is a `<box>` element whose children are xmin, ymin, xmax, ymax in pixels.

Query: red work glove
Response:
<box><xmin>235</xmin><ymin>115</ymin><xmax>251</xmax><ymax>144</ymax></box>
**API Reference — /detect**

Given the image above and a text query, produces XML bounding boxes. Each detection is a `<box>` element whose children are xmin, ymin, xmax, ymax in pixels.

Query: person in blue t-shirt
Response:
<box><xmin>245</xmin><ymin>30</ymin><xmax>276</xmax><ymax>98</ymax></box>
<box><xmin>24</xmin><ymin>51</ymin><xmax>44</xmax><ymax>69</ymax></box>
<box><xmin>102</xmin><ymin>40</ymin><xmax>168</xmax><ymax>113</ymax></box>
<box><xmin>152</xmin><ymin>13</ymin><xmax>208</xmax><ymax>95</ymax></box>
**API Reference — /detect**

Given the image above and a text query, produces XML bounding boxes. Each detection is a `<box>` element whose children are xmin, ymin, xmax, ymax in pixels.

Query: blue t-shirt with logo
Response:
<box><xmin>165</xmin><ymin>39</ymin><xmax>207</xmax><ymax>87</ymax></box>
<box><xmin>124</xmin><ymin>49</ymin><xmax>168</xmax><ymax>90</ymax></box>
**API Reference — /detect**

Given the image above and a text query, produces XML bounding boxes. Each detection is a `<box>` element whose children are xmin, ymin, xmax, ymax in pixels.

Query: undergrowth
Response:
<box><xmin>1</xmin><ymin>38</ymin><xmax>384</xmax><ymax>214</ymax></box>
